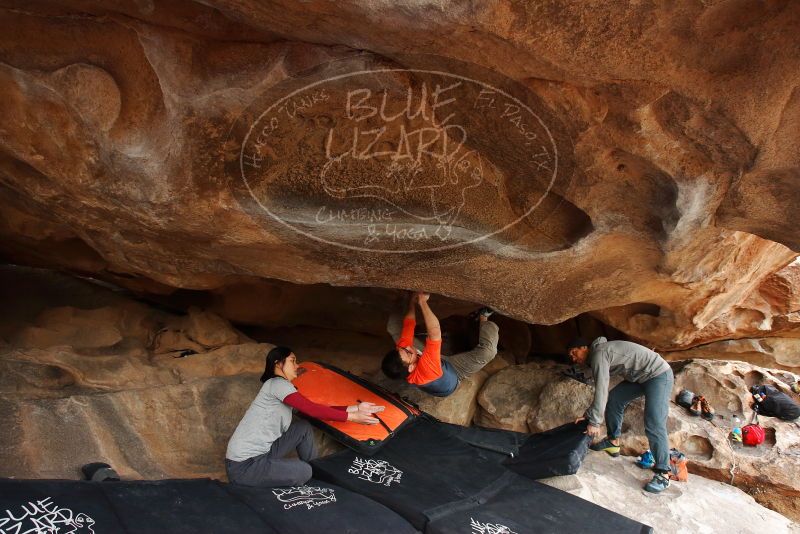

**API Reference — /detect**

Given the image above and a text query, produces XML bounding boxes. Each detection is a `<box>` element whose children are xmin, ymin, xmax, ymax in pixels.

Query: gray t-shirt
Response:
<box><xmin>226</xmin><ymin>377</ymin><xmax>297</xmax><ymax>462</ymax></box>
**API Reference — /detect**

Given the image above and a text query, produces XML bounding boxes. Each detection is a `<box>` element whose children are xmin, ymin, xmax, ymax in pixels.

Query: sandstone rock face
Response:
<box><xmin>663</xmin><ymin>337</ymin><xmax>800</xmax><ymax>372</ymax></box>
<box><xmin>477</xmin><ymin>359</ymin><xmax>800</xmax><ymax>521</ymax></box>
<box><xmin>0</xmin><ymin>269</ymin><xmax>271</xmax><ymax>479</ymax></box>
<box><xmin>0</xmin><ymin>375</ymin><xmax>259</xmax><ymax>479</ymax></box>
<box><xmin>0</xmin><ymin>1</ymin><xmax>798</xmax><ymax>359</ymax></box>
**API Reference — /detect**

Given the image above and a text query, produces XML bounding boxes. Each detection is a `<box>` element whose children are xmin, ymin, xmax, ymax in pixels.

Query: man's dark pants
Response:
<box><xmin>604</xmin><ymin>368</ymin><xmax>674</xmax><ymax>472</ymax></box>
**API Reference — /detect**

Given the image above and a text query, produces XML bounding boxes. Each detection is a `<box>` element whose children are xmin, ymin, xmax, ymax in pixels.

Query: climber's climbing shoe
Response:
<box><xmin>589</xmin><ymin>438</ymin><xmax>621</xmax><ymax>457</ymax></box>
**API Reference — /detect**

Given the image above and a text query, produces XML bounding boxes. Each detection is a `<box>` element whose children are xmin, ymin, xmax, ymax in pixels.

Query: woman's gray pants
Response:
<box><xmin>225</xmin><ymin>419</ymin><xmax>318</xmax><ymax>487</ymax></box>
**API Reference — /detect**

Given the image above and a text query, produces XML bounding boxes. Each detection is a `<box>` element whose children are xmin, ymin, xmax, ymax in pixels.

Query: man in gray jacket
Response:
<box><xmin>567</xmin><ymin>336</ymin><xmax>674</xmax><ymax>494</ymax></box>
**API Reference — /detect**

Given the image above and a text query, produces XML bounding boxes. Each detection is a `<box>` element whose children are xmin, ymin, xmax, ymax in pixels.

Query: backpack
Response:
<box><xmin>668</xmin><ymin>449</ymin><xmax>688</xmax><ymax>482</ymax></box>
<box><xmin>753</xmin><ymin>385</ymin><xmax>800</xmax><ymax>421</ymax></box>
<box><xmin>741</xmin><ymin>413</ymin><xmax>765</xmax><ymax>446</ymax></box>
<box><xmin>676</xmin><ymin>389</ymin><xmax>695</xmax><ymax>409</ymax></box>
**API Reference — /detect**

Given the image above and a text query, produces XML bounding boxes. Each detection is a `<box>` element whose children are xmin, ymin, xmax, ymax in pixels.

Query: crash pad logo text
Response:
<box><xmin>347</xmin><ymin>457</ymin><xmax>403</xmax><ymax>486</ymax></box>
<box><xmin>0</xmin><ymin>497</ymin><xmax>95</xmax><ymax>534</ymax></box>
<box><xmin>470</xmin><ymin>517</ymin><xmax>518</xmax><ymax>534</ymax></box>
<box><xmin>272</xmin><ymin>486</ymin><xmax>337</xmax><ymax>510</ymax></box>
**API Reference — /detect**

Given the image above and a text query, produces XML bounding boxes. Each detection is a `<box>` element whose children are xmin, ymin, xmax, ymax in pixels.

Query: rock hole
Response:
<box><xmin>743</xmin><ymin>371</ymin><xmax>764</xmax><ymax>388</ymax></box>
<box><xmin>764</xmin><ymin>427</ymin><xmax>776</xmax><ymax>448</ymax></box>
<box><xmin>683</xmin><ymin>435</ymin><xmax>713</xmax><ymax>460</ymax></box>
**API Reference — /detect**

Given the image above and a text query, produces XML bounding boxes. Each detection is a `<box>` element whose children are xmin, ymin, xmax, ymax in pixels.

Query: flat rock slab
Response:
<box><xmin>539</xmin><ymin>452</ymin><xmax>800</xmax><ymax>534</ymax></box>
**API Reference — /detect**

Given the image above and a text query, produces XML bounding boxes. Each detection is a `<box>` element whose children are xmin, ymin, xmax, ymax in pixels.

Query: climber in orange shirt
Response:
<box><xmin>382</xmin><ymin>292</ymin><xmax>499</xmax><ymax>397</ymax></box>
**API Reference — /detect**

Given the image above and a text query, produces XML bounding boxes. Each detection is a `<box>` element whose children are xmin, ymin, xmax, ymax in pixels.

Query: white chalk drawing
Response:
<box><xmin>470</xmin><ymin>517</ymin><xmax>518</xmax><ymax>534</ymax></box>
<box><xmin>318</xmin><ymin>83</ymin><xmax>484</xmax><ymax>242</ymax></box>
<box><xmin>347</xmin><ymin>457</ymin><xmax>403</xmax><ymax>486</ymax></box>
<box><xmin>230</xmin><ymin>54</ymin><xmax>565</xmax><ymax>253</ymax></box>
<box><xmin>0</xmin><ymin>497</ymin><xmax>95</xmax><ymax>534</ymax></box>
<box><xmin>272</xmin><ymin>485</ymin><xmax>337</xmax><ymax>510</ymax></box>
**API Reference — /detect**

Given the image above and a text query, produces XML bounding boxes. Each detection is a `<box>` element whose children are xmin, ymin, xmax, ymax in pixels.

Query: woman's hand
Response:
<box><xmin>347</xmin><ymin>410</ymin><xmax>379</xmax><ymax>425</ymax></box>
<box><xmin>347</xmin><ymin>402</ymin><xmax>386</xmax><ymax>413</ymax></box>
<box><xmin>358</xmin><ymin>401</ymin><xmax>385</xmax><ymax>414</ymax></box>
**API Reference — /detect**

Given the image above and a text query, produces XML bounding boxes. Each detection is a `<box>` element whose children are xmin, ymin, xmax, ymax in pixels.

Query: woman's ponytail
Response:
<box><xmin>260</xmin><ymin>346</ymin><xmax>293</xmax><ymax>382</ymax></box>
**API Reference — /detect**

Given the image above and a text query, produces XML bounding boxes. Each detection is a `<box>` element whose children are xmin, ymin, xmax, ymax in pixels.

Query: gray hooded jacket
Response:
<box><xmin>584</xmin><ymin>337</ymin><xmax>670</xmax><ymax>425</ymax></box>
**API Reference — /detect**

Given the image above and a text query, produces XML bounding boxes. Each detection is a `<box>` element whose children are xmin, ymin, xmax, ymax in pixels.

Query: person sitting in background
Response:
<box><xmin>381</xmin><ymin>291</ymin><xmax>499</xmax><ymax>397</ymax></box>
<box><xmin>226</xmin><ymin>346</ymin><xmax>384</xmax><ymax>487</ymax></box>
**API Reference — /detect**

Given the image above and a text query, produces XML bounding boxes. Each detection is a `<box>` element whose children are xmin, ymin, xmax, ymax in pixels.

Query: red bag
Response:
<box><xmin>742</xmin><ymin>413</ymin><xmax>765</xmax><ymax>446</ymax></box>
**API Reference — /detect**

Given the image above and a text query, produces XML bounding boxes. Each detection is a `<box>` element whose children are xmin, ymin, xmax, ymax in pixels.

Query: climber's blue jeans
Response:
<box><xmin>605</xmin><ymin>368</ymin><xmax>674</xmax><ymax>472</ymax></box>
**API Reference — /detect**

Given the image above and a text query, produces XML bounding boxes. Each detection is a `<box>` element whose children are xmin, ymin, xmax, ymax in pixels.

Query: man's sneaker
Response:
<box><xmin>636</xmin><ymin>450</ymin><xmax>655</xmax><ymax>469</ymax></box>
<box><xmin>644</xmin><ymin>473</ymin><xmax>670</xmax><ymax>494</ymax></box>
<box><xmin>589</xmin><ymin>438</ymin><xmax>620</xmax><ymax>457</ymax></box>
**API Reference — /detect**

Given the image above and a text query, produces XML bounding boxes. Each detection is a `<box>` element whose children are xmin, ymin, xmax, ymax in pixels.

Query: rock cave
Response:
<box><xmin>1</xmin><ymin>1</ymin><xmax>799</xmax><ymax>532</ymax></box>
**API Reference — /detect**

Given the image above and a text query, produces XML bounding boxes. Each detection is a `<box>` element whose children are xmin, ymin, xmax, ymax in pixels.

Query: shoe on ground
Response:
<box><xmin>636</xmin><ymin>450</ymin><xmax>655</xmax><ymax>469</ymax></box>
<box><xmin>700</xmin><ymin>397</ymin><xmax>715</xmax><ymax>421</ymax></box>
<box><xmin>644</xmin><ymin>473</ymin><xmax>670</xmax><ymax>494</ymax></box>
<box><xmin>589</xmin><ymin>438</ymin><xmax>620</xmax><ymax>457</ymax></box>
<box><xmin>688</xmin><ymin>396</ymin><xmax>702</xmax><ymax>416</ymax></box>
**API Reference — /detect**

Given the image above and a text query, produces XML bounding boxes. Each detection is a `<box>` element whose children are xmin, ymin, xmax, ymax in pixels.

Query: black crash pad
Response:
<box><xmin>503</xmin><ymin>421</ymin><xmax>592</xmax><ymax>479</ymax></box>
<box><xmin>425</xmin><ymin>471</ymin><xmax>652</xmax><ymax>534</ymax></box>
<box><xmin>0</xmin><ymin>477</ymin><xmax>417</xmax><ymax>534</ymax></box>
<box><xmin>428</xmin><ymin>419</ymin><xmax>592</xmax><ymax>480</ymax></box>
<box><xmin>312</xmin><ymin>417</ymin><xmax>652</xmax><ymax>533</ymax></box>
<box><xmin>224</xmin><ymin>478</ymin><xmax>417</xmax><ymax>533</ymax></box>
<box><xmin>313</xmin><ymin>418</ymin><xmax>507</xmax><ymax>530</ymax></box>
<box><xmin>437</xmin><ymin>421</ymin><xmax>528</xmax><ymax>458</ymax></box>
